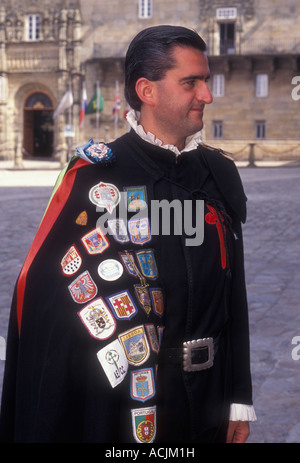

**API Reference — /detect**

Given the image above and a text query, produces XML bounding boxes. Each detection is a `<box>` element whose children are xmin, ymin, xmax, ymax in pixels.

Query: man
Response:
<box><xmin>0</xmin><ymin>25</ymin><xmax>256</xmax><ymax>443</ymax></box>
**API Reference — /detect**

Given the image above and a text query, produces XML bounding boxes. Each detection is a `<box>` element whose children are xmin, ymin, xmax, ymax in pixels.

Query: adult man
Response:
<box><xmin>0</xmin><ymin>25</ymin><xmax>256</xmax><ymax>443</ymax></box>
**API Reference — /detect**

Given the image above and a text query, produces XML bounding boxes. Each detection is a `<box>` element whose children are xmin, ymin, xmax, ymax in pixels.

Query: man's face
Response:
<box><xmin>151</xmin><ymin>46</ymin><xmax>213</xmax><ymax>148</ymax></box>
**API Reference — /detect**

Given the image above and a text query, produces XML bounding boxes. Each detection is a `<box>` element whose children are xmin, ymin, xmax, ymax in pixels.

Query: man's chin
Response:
<box><xmin>188</xmin><ymin>119</ymin><xmax>204</xmax><ymax>135</ymax></box>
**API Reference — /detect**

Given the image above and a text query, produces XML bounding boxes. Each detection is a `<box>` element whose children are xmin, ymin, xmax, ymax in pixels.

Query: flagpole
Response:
<box><xmin>79</xmin><ymin>81</ymin><xmax>87</xmax><ymax>141</ymax></box>
<box><xmin>67</xmin><ymin>81</ymin><xmax>72</xmax><ymax>161</ymax></box>
<box><xmin>96</xmin><ymin>80</ymin><xmax>100</xmax><ymax>139</ymax></box>
<box><xmin>83</xmin><ymin>83</ymin><xmax>85</xmax><ymax>142</ymax></box>
<box><xmin>114</xmin><ymin>80</ymin><xmax>119</xmax><ymax>139</ymax></box>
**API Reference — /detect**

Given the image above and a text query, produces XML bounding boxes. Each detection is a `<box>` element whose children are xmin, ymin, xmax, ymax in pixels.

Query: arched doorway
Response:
<box><xmin>23</xmin><ymin>91</ymin><xmax>54</xmax><ymax>157</ymax></box>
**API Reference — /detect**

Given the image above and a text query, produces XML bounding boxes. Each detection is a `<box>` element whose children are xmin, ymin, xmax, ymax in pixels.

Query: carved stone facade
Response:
<box><xmin>0</xmin><ymin>0</ymin><xmax>299</xmax><ymax>162</ymax></box>
<box><xmin>0</xmin><ymin>0</ymin><xmax>82</xmax><ymax>163</ymax></box>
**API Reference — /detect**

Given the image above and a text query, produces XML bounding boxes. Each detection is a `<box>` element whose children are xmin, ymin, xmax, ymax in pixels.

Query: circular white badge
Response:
<box><xmin>98</xmin><ymin>259</ymin><xmax>124</xmax><ymax>281</ymax></box>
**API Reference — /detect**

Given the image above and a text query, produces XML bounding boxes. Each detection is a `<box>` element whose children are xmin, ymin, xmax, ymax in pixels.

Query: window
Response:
<box><xmin>255</xmin><ymin>121</ymin><xmax>266</xmax><ymax>139</ymax></box>
<box><xmin>24</xmin><ymin>92</ymin><xmax>53</xmax><ymax>109</ymax></box>
<box><xmin>256</xmin><ymin>74</ymin><xmax>269</xmax><ymax>98</ymax></box>
<box><xmin>213</xmin><ymin>74</ymin><xmax>225</xmax><ymax>97</ymax></box>
<box><xmin>0</xmin><ymin>76</ymin><xmax>6</xmax><ymax>102</ymax></box>
<box><xmin>25</xmin><ymin>15</ymin><xmax>40</xmax><ymax>41</ymax></box>
<box><xmin>213</xmin><ymin>121</ymin><xmax>223</xmax><ymax>139</ymax></box>
<box><xmin>216</xmin><ymin>8</ymin><xmax>237</xmax><ymax>20</ymax></box>
<box><xmin>139</xmin><ymin>0</ymin><xmax>153</xmax><ymax>19</ymax></box>
<box><xmin>219</xmin><ymin>22</ymin><xmax>235</xmax><ymax>54</ymax></box>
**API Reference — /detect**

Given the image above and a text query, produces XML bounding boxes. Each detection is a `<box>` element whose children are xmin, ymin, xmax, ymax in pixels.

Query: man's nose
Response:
<box><xmin>197</xmin><ymin>83</ymin><xmax>213</xmax><ymax>104</ymax></box>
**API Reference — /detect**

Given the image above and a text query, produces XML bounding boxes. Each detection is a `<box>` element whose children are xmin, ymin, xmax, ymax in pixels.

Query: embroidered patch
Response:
<box><xmin>81</xmin><ymin>227</ymin><xmax>109</xmax><ymax>255</ymax></box>
<box><xmin>131</xmin><ymin>368</ymin><xmax>156</xmax><ymax>402</ymax></box>
<box><xmin>98</xmin><ymin>259</ymin><xmax>124</xmax><ymax>281</ymax></box>
<box><xmin>96</xmin><ymin>339</ymin><xmax>128</xmax><ymax>388</ymax></box>
<box><xmin>106</xmin><ymin>290</ymin><xmax>138</xmax><ymax>320</ymax></box>
<box><xmin>78</xmin><ymin>297</ymin><xmax>116</xmax><ymax>340</ymax></box>
<box><xmin>61</xmin><ymin>245</ymin><xmax>82</xmax><ymax>276</ymax></box>
<box><xmin>131</xmin><ymin>406</ymin><xmax>156</xmax><ymax>443</ymax></box>
<box><xmin>145</xmin><ymin>324</ymin><xmax>160</xmax><ymax>354</ymax></box>
<box><xmin>157</xmin><ymin>326</ymin><xmax>165</xmax><ymax>348</ymax></box>
<box><xmin>75</xmin><ymin>210</ymin><xmax>88</xmax><ymax>226</ymax></box>
<box><xmin>89</xmin><ymin>181</ymin><xmax>120</xmax><ymax>213</ymax></box>
<box><xmin>68</xmin><ymin>270</ymin><xmax>97</xmax><ymax>303</ymax></box>
<box><xmin>128</xmin><ymin>218</ymin><xmax>151</xmax><ymax>245</ymax></box>
<box><xmin>86</xmin><ymin>143</ymin><xmax>115</xmax><ymax>164</ymax></box>
<box><xmin>76</xmin><ymin>139</ymin><xmax>116</xmax><ymax>166</ymax></box>
<box><xmin>134</xmin><ymin>284</ymin><xmax>152</xmax><ymax>316</ymax></box>
<box><xmin>124</xmin><ymin>186</ymin><xmax>148</xmax><ymax>212</ymax></box>
<box><xmin>107</xmin><ymin>218</ymin><xmax>129</xmax><ymax>243</ymax></box>
<box><xmin>149</xmin><ymin>289</ymin><xmax>164</xmax><ymax>317</ymax></box>
<box><xmin>118</xmin><ymin>325</ymin><xmax>150</xmax><ymax>366</ymax></box>
<box><xmin>135</xmin><ymin>249</ymin><xmax>158</xmax><ymax>280</ymax></box>
<box><xmin>119</xmin><ymin>251</ymin><xmax>139</xmax><ymax>278</ymax></box>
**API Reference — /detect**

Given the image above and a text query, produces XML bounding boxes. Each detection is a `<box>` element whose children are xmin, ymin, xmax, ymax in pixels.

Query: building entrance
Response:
<box><xmin>23</xmin><ymin>92</ymin><xmax>54</xmax><ymax>157</ymax></box>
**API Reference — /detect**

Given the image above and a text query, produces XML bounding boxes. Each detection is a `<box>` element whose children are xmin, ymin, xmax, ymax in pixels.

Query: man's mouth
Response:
<box><xmin>190</xmin><ymin>106</ymin><xmax>204</xmax><ymax>112</ymax></box>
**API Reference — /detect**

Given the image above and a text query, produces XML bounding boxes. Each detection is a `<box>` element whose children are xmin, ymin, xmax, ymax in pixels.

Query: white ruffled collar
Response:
<box><xmin>126</xmin><ymin>109</ymin><xmax>203</xmax><ymax>156</ymax></box>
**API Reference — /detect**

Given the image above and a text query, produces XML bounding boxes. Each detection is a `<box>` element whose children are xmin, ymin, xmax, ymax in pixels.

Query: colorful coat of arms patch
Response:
<box><xmin>106</xmin><ymin>290</ymin><xmax>137</xmax><ymax>320</ymax></box>
<box><xmin>118</xmin><ymin>325</ymin><xmax>150</xmax><ymax>366</ymax></box>
<box><xmin>150</xmin><ymin>288</ymin><xmax>164</xmax><ymax>317</ymax></box>
<box><xmin>130</xmin><ymin>368</ymin><xmax>155</xmax><ymax>402</ymax></box>
<box><xmin>134</xmin><ymin>285</ymin><xmax>152</xmax><ymax>316</ymax></box>
<box><xmin>68</xmin><ymin>270</ymin><xmax>97</xmax><ymax>303</ymax></box>
<box><xmin>119</xmin><ymin>251</ymin><xmax>139</xmax><ymax>278</ymax></box>
<box><xmin>81</xmin><ymin>227</ymin><xmax>109</xmax><ymax>255</ymax></box>
<box><xmin>145</xmin><ymin>324</ymin><xmax>160</xmax><ymax>354</ymax></box>
<box><xmin>131</xmin><ymin>406</ymin><xmax>157</xmax><ymax>443</ymax></box>
<box><xmin>124</xmin><ymin>186</ymin><xmax>148</xmax><ymax>212</ymax></box>
<box><xmin>128</xmin><ymin>218</ymin><xmax>151</xmax><ymax>245</ymax></box>
<box><xmin>78</xmin><ymin>297</ymin><xmax>116</xmax><ymax>340</ymax></box>
<box><xmin>135</xmin><ymin>249</ymin><xmax>158</xmax><ymax>280</ymax></box>
<box><xmin>89</xmin><ymin>181</ymin><xmax>120</xmax><ymax>213</ymax></box>
<box><xmin>61</xmin><ymin>245</ymin><xmax>82</xmax><ymax>276</ymax></box>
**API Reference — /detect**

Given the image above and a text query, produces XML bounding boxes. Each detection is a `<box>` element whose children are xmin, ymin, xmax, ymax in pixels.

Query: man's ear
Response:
<box><xmin>135</xmin><ymin>78</ymin><xmax>156</xmax><ymax>107</ymax></box>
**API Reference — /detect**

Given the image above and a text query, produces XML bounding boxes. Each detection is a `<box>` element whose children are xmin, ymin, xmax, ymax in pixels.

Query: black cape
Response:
<box><xmin>0</xmin><ymin>130</ymin><xmax>252</xmax><ymax>443</ymax></box>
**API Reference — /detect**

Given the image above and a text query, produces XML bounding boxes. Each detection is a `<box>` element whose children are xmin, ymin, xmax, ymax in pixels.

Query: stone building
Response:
<box><xmin>0</xmin><ymin>0</ymin><xmax>299</xmax><ymax>164</ymax></box>
<box><xmin>0</xmin><ymin>0</ymin><xmax>82</xmax><ymax>164</ymax></box>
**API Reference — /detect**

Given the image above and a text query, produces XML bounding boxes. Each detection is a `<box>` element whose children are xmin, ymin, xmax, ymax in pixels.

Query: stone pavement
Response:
<box><xmin>0</xmin><ymin>160</ymin><xmax>299</xmax><ymax>443</ymax></box>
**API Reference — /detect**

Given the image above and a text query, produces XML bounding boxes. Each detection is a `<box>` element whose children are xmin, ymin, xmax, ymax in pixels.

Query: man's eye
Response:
<box><xmin>185</xmin><ymin>81</ymin><xmax>195</xmax><ymax>87</ymax></box>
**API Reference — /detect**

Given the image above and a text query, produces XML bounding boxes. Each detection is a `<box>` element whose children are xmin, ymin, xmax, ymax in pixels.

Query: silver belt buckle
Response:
<box><xmin>183</xmin><ymin>337</ymin><xmax>214</xmax><ymax>372</ymax></box>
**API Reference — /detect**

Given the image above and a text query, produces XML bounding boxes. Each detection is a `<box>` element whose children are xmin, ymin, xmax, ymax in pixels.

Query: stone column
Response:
<box><xmin>71</xmin><ymin>8</ymin><xmax>82</xmax><ymax>149</ymax></box>
<box><xmin>0</xmin><ymin>7</ymin><xmax>8</xmax><ymax>160</ymax></box>
<box><xmin>55</xmin><ymin>9</ymin><xmax>68</xmax><ymax>165</ymax></box>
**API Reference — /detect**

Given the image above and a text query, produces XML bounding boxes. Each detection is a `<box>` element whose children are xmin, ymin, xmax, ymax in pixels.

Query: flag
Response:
<box><xmin>53</xmin><ymin>89</ymin><xmax>73</xmax><ymax>120</ymax></box>
<box><xmin>123</xmin><ymin>101</ymin><xmax>130</xmax><ymax>120</ymax></box>
<box><xmin>79</xmin><ymin>82</ymin><xmax>87</xmax><ymax>128</ymax></box>
<box><xmin>112</xmin><ymin>84</ymin><xmax>121</xmax><ymax>115</ymax></box>
<box><xmin>113</xmin><ymin>80</ymin><xmax>121</xmax><ymax>138</ymax></box>
<box><xmin>86</xmin><ymin>85</ymin><xmax>104</xmax><ymax>114</ymax></box>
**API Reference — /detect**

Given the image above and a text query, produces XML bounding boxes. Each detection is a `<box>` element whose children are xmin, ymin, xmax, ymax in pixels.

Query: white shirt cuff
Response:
<box><xmin>229</xmin><ymin>403</ymin><xmax>257</xmax><ymax>422</ymax></box>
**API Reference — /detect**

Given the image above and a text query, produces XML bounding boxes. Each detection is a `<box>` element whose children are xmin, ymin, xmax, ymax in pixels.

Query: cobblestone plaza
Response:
<box><xmin>0</xmin><ymin>161</ymin><xmax>299</xmax><ymax>443</ymax></box>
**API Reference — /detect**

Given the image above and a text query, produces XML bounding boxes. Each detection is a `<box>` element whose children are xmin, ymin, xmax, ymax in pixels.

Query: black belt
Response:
<box><xmin>159</xmin><ymin>334</ymin><xmax>221</xmax><ymax>372</ymax></box>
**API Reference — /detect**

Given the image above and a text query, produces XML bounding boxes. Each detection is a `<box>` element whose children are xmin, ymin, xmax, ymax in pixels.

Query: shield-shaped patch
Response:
<box><xmin>118</xmin><ymin>325</ymin><xmax>150</xmax><ymax>366</ymax></box>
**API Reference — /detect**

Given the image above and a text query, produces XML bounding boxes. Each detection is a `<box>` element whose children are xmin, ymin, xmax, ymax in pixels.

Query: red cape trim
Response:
<box><xmin>16</xmin><ymin>158</ymin><xmax>89</xmax><ymax>336</ymax></box>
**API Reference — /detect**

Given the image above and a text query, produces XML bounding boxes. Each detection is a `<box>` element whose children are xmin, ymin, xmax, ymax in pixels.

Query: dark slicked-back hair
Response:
<box><xmin>124</xmin><ymin>25</ymin><xmax>207</xmax><ymax>111</ymax></box>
